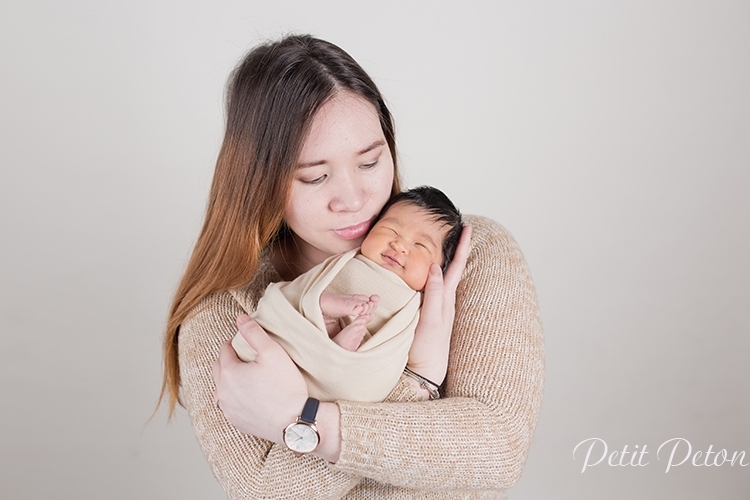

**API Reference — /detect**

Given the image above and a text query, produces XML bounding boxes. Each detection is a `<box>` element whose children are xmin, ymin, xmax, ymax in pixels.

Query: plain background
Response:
<box><xmin>1</xmin><ymin>1</ymin><xmax>748</xmax><ymax>498</ymax></box>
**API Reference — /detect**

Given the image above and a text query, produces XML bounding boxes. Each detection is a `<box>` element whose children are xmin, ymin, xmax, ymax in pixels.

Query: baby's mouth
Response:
<box><xmin>382</xmin><ymin>253</ymin><xmax>403</xmax><ymax>267</ymax></box>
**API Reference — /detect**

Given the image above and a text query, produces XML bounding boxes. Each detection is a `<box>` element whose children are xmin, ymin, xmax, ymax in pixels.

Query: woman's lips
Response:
<box><xmin>332</xmin><ymin>219</ymin><xmax>372</xmax><ymax>240</ymax></box>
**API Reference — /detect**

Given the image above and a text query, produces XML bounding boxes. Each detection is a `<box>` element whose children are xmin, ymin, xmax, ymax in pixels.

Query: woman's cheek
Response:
<box><xmin>373</xmin><ymin>171</ymin><xmax>394</xmax><ymax>207</ymax></box>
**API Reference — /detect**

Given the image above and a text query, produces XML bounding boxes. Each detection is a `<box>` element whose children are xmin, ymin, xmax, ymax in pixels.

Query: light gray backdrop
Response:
<box><xmin>1</xmin><ymin>1</ymin><xmax>748</xmax><ymax>499</ymax></box>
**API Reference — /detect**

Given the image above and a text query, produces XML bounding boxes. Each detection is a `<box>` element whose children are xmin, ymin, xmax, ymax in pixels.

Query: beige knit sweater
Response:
<box><xmin>178</xmin><ymin>215</ymin><xmax>545</xmax><ymax>499</ymax></box>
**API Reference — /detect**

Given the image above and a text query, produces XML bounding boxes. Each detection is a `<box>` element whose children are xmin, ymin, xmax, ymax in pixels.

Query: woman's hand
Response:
<box><xmin>407</xmin><ymin>225</ymin><xmax>472</xmax><ymax>387</ymax></box>
<box><xmin>212</xmin><ymin>315</ymin><xmax>308</xmax><ymax>444</ymax></box>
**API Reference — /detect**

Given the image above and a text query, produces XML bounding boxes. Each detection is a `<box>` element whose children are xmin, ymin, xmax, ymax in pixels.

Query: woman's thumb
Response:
<box><xmin>231</xmin><ymin>315</ymin><xmax>270</xmax><ymax>362</ymax></box>
<box><xmin>421</xmin><ymin>264</ymin><xmax>444</xmax><ymax>313</ymax></box>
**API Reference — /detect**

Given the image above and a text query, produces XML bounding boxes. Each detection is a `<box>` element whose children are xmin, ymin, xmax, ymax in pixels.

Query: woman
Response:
<box><xmin>161</xmin><ymin>34</ymin><xmax>544</xmax><ymax>499</ymax></box>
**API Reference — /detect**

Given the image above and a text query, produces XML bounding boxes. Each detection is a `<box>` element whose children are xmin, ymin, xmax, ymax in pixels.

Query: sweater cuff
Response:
<box><xmin>333</xmin><ymin>376</ymin><xmax>422</xmax><ymax>473</ymax></box>
<box><xmin>383</xmin><ymin>375</ymin><xmax>428</xmax><ymax>403</ymax></box>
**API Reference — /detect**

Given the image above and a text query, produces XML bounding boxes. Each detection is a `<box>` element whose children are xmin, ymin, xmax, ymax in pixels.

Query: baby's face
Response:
<box><xmin>360</xmin><ymin>202</ymin><xmax>449</xmax><ymax>290</ymax></box>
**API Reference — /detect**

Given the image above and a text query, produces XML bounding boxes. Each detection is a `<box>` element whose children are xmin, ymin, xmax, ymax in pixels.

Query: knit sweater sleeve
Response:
<box><xmin>331</xmin><ymin>215</ymin><xmax>545</xmax><ymax>490</ymax></box>
<box><xmin>177</xmin><ymin>267</ymin><xmax>424</xmax><ymax>499</ymax></box>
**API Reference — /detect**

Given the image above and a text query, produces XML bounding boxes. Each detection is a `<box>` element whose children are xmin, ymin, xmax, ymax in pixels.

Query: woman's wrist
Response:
<box><xmin>403</xmin><ymin>367</ymin><xmax>441</xmax><ymax>400</ymax></box>
<box><xmin>311</xmin><ymin>401</ymin><xmax>342</xmax><ymax>463</ymax></box>
<box><xmin>402</xmin><ymin>375</ymin><xmax>431</xmax><ymax>401</ymax></box>
<box><xmin>405</xmin><ymin>359</ymin><xmax>448</xmax><ymax>388</ymax></box>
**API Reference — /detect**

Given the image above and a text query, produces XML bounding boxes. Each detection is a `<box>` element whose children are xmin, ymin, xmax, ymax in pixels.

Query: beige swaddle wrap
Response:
<box><xmin>231</xmin><ymin>249</ymin><xmax>420</xmax><ymax>402</ymax></box>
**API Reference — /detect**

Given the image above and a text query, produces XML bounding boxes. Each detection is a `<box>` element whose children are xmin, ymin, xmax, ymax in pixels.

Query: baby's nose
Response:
<box><xmin>390</xmin><ymin>239</ymin><xmax>408</xmax><ymax>253</ymax></box>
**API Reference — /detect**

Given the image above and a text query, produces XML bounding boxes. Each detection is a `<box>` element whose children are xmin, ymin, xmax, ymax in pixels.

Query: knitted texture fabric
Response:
<box><xmin>178</xmin><ymin>215</ymin><xmax>545</xmax><ymax>499</ymax></box>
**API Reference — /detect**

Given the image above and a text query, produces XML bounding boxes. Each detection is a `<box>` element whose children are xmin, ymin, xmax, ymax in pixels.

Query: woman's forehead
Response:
<box><xmin>298</xmin><ymin>92</ymin><xmax>383</xmax><ymax>165</ymax></box>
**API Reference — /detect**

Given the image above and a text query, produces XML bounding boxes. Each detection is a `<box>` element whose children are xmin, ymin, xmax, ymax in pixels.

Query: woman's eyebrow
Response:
<box><xmin>297</xmin><ymin>159</ymin><xmax>325</xmax><ymax>169</ymax></box>
<box><xmin>297</xmin><ymin>140</ymin><xmax>385</xmax><ymax>169</ymax></box>
<box><xmin>357</xmin><ymin>140</ymin><xmax>385</xmax><ymax>156</ymax></box>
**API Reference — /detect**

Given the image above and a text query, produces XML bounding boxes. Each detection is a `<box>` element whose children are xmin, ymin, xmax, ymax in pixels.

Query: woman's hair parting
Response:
<box><xmin>376</xmin><ymin>186</ymin><xmax>463</xmax><ymax>272</ymax></box>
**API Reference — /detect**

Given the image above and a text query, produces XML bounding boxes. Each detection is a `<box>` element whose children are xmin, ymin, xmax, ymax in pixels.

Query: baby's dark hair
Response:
<box><xmin>375</xmin><ymin>186</ymin><xmax>463</xmax><ymax>273</ymax></box>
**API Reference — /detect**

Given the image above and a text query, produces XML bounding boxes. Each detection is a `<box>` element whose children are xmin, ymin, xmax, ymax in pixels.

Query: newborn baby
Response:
<box><xmin>322</xmin><ymin>189</ymin><xmax>462</xmax><ymax>350</ymax></box>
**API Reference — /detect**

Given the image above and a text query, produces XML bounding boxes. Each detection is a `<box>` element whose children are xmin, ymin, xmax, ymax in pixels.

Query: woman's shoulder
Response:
<box><xmin>231</xmin><ymin>249</ymin><xmax>282</xmax><ymax>311</ymax></box>
<box><xmin>456</xmin><ymin>214</ymin><xmax>538</xmax><ymax>313</ymax></box>
<box><xmin>453</xmin><ymin>214</ymin><xmax>542</xmax><ymax>355</ymax></box>
<box><xmin>178</xmin><ymin>253</ymin><xmax>281</xmax><ymax>371</ymax></box>
<box><xmin>183</xmin><ymin>249</ymin><xmax>281</xmax><ymax>328</ymax></box>
<box><xmin>462</xmin><ymin>214</ymin><xmax>525</xmax><ymax>265</ymax></box>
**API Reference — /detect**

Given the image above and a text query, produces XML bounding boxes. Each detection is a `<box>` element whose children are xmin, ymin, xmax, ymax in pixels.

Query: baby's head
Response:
<box><xmin>360</xmin><ymin>186</ymin><xmax>463</xmax><ymax>290</ymax></box>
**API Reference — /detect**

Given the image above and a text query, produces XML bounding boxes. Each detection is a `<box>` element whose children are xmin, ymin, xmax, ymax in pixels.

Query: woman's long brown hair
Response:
<box><xmin>159</xmin><ymin>35</ymin><xmax>401</xmax><ymax>416</ymax></box>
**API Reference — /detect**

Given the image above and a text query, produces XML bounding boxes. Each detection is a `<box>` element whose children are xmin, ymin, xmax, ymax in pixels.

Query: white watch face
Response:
<box><xmin>284</xmin><ymin>422</ymin><xmax>319</xmax><ymax>453</ymax></box>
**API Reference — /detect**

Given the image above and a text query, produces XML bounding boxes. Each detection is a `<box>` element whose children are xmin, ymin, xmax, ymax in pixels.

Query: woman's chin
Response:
<box><xmin>331</xmin><ymin>238</ymin><xmax>364</xmax><ymax>255</ymax></box>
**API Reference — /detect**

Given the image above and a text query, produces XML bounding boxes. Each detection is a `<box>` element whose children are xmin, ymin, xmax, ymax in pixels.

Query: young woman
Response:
<box><xmin>161</xmin><ymin>34</ymin><xmax>544</xmax><ymax>499</ymax></box>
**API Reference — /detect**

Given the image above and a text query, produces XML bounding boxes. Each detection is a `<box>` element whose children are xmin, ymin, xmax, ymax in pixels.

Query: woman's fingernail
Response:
<box><xmin>237</xmin><ymin>314</ymin><xmax>251</xmax><ymax>325</ymax></box>
<box><xmin>430</xmin><ymin>264</ymin><xmax>441</xmax><ymax>275</ymax></box>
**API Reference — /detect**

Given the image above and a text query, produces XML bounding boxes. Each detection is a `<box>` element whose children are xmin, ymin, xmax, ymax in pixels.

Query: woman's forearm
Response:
<box><xmin>313</xmin><ymin>401</ymin><xmax>342</xmax><ymax>463</ymax></box>
<box><xmin>333</xmin><ymin>397</ymin><xmax>536</xmax><ymax>490</ymax></box>
<box><xmin>179</xmin><ymin>295</ymin><xmax>361</xmax><ymax>499</ymax></box>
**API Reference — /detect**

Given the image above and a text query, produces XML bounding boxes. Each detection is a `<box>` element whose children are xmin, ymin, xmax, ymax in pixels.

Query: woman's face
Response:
<box><xmin>285</xmin><ymin>91</ymin><xmax>395</xmax><ymax>268</ymax></box>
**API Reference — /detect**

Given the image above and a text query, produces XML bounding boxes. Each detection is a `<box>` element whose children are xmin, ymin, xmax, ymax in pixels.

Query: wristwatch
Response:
<box><xmin>283</xmin><ymin>397</ymin><xmax>320</xmax><ymax>455</ymax></box>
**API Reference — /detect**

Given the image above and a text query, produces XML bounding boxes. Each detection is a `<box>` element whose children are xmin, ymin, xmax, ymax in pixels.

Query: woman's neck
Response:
<box><xmin>270</xmin><ymin>235</ymin><xmax>323</xmax><ymax>281</ymax></box>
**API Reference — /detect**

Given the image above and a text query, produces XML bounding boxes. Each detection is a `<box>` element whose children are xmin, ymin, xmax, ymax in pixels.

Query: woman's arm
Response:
<box><xmin>330</xmin><ymin>215</ymin><xmax>545</xmax><ymax>490</ymax></box>
<box><xmin>178</xmin><ymin>293</ymin><xmax>362</xmax><ymax>499</ymax></box>
<box><xmin>180</xmin><ymin>260</ymin><xmax>451</xmax><ymax>498</ymax></box>
<box><xmin>214</xmin><ymin>315</ymin><xmax>342</xmax><ymax>462</ymax></box>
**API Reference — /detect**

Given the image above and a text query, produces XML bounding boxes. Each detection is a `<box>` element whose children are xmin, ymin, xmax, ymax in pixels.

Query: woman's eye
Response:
<box><xmin>301</xmin><ymin>174</ymin><xmax>327</xmax><ymax>185</ymax></box>
<box><xmin>360</xmin><ymin>160</ymin><xmax>378</xmax><ymax>170</ymax></box>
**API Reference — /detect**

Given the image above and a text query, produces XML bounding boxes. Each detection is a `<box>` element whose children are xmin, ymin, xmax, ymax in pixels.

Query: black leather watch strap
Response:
<box><xmin>299</xmin><ymin>397</ymin><xmax>320</xmax><ymax>424</ymax></box>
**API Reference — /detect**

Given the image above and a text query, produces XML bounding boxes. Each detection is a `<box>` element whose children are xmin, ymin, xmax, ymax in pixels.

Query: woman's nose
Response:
<box><xmin>328</xmin><ymin>175</ymin><xmax>365</xmax><ymax>213</ymax></box>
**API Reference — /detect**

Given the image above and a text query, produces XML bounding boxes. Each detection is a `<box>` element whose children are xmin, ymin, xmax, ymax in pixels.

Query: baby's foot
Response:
<box><xmin>320</xmin><ymin>292</ymin><xmax>380</xmax><ymax>319</ymax></box>
<box><xmin>357</xmin><ymin>295</ymin><xmax>379</xmax><ymax>316</ymax></box>
<box><xmin>332</xmin><ymin>314</ymin><xmax>371</xmax><ymax>351</ymax></box>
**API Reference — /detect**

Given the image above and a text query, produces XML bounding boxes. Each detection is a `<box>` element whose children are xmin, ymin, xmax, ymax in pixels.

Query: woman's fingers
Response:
<box><xmin>420</xmin><ymin>264</ymin><xmax>446</xmax><ymax>322</ymax></box>
<box><xmin>421</xmin><ymin>225</ymin><xmax>472</xmax><ymax>321</ymax></box>
<box><xmin>407</xmin><ymin>226</ymin><xmax>472</xmax><ymax>385</ymax></box>
<box><xmin>408</xmin><ymin>264</ymin><xmax>450</xmax><ymax>380</ymax></box>
<box><xmin>235</xmin><ymin>314</ymin><xmax>278</xmax><ymax>361</ymax></box>
<box><xmin>444</xmin><ymin>225</ymin><xmax>472</xmax><ymax>291</ymax></box>
<box><xmin>212</xmin><ymin>342</ymin><xmax>232</xmax><ymax>410</ymax></box>
<box><xmin>212</xmin><ymin>317</ymin><xmax>308</xmax><ymax>441</ymax></box>
<box><xmin>213</xmin><ymin>317</ymin><xmax>273</xmax><ymax>406</ymax></box>
<box><xmin>217</xmin><ymin>340</ymin><xmax>239</xmax><ymax>369</ymax></box>
<box><xmin>211</xmin><ymin>356</ymin><xmax>221</xmax><ymax>386</ymax></box>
